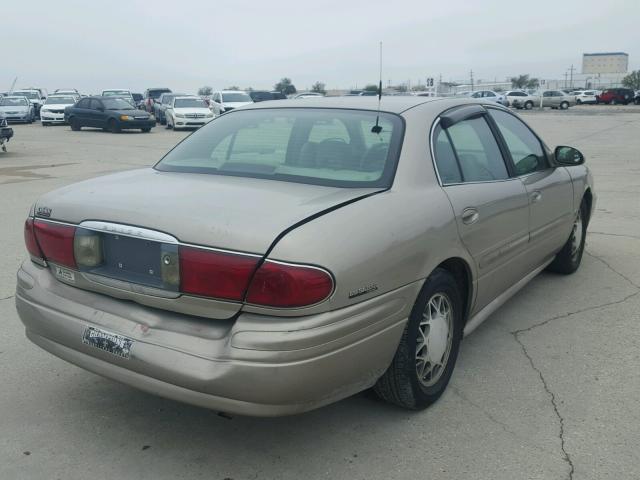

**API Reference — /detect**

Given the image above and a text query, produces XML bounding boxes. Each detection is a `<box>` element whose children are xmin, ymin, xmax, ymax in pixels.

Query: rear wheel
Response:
<box><xmin>560</xmin><ymin>101</ymin><xmax>569</xmax><ymax>110</ymax></box>
<box><xmin>547</xmin><ymin>200</ymin><xmax>588</xmax><ymax>274</ymax></box>
<box><xmin>108</xmin><ymin>119</ymin><xmax>121</xmax><ymax>133</ymax></box>
<box><xmin>374</xmin><ymin>268</ymin><xmax>463</xmax><ymax>409</ymax></box>
<box><xmin>69</xmin><ymin>118</ymin><xmax>81</xmax><ymax>131</ymax></box>
<box><xmin>524</xmin><ymin>101</ymin><xmax>533</xmax><ymax>110</ymax></box>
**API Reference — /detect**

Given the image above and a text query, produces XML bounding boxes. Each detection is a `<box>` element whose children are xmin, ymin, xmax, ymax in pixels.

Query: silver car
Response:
<box><xmin>539</xmin><ymin>90</ymin><xmax>576</xmax><ymax>109</ymax></box>
<box><xmin>16</xmin><ymin>97</ymin><xmax>595</xmax><ymax>416</ymax></box>
<box><xmin>0</xmin><ymin>96</ymin><xmax>36</xmax><ymax>123</ymax></box>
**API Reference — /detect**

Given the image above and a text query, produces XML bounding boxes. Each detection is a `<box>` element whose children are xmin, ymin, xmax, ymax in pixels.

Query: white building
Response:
<box><xmin>582</xmin><ymin>52</ymin><xmax>629</xmax><ymax>74</ymax></box>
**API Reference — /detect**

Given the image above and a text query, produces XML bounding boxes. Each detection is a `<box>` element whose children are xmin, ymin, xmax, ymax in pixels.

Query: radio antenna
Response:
<box><xmin>371</xmin><ymin>41</ymin><xmax>383</xmax><ymax>134</ymax></box>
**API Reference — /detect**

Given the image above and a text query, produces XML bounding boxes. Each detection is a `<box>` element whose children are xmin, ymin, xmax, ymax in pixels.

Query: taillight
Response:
<box><xmin>24</xmin><ymin>219</ymin><xmax>44</xmax><ymax>260</ymax></box>
<box><xmin>179</xmin><ymin>246</ymin><xmax>259</xmax><ymax>300</ymax></box>
<box><xmin>246</xmin><ymin>261</ymin><xmax>334</xmax><ymax>308</ymax></box>
<box><xmin>32</xmin><ymin>220</ymin><xmax>76</xmax><ymax>268</ymax></box>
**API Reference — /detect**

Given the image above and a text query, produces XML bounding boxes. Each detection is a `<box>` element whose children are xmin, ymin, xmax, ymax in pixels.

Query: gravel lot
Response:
<box><xmin>1</xmin><ymin>105</ymin><xmax>639</xmax><ymax>480</ymax></box>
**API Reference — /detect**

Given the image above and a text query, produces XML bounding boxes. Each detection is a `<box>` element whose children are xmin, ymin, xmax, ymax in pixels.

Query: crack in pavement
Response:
<box><xmin>588</xmin><ymin>231</ymin><xmax>640</xmax><ymax>241</ymax></box>
<box><xmin>512</xmin><ymin>333</ymin><xmax>575</xmax><ymax>480</ymax></box>
<box><xmin>0</xmin><ymin>295</ymin><xmax>15</xmax><ymax>302</ymax></box>
<box><xmin>509</xmin><ymin>248</ymin><xmax>640</xmax><ymax>480</ymax></box>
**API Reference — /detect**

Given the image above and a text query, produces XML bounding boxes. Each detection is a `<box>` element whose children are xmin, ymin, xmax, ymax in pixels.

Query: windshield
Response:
<box><xmin>174</xmin><ymin>98</ymin><xmax>207</xmax><ymax>108</ymax></box>
<box><xmin>1</xmin><ymin>97</ymin><xmax>28</xmax><ymax>106</ymax></box>
<box><xmin>103</xmin><ymin>90</ymin><xmax>131</xmax><ymax>97</ymax></box>
<box><xmin>102</xmin><ymin>98</ymin><xmax>135</xmax><ymax>110</ymax></box>
<box><xmin>155</xmin><ymin>108</ymin><xmax>403</xmax><ymax>188</ymax></box>
<box><xmin>15</xmin><ymin>92</ymin><xmax>38</xmax><ymax>100</ymax></box>
<box><xmin>222</xmin><ymin>93</ymin><xmax>252</xmax><ymax>103</ymax></box>
<box><xmin>45</xmin><ymin>97</ymin><xmax>76</xmax><ymax>105</ymax></box>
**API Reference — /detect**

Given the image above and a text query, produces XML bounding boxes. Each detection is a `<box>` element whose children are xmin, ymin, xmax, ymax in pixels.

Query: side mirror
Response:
<box><xmin>555</xmin><ymin>146</ymin><xmax>584</xmax><ymax>166</ymax></box>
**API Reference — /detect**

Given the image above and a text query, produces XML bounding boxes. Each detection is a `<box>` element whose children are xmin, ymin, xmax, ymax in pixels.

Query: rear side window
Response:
<box><xmin>444</xmin><ymin>117</ymin><xmax>509</xmax><ymax>182</ymax></box>
<box><xmin>488</xmin><ymin>109</ymin><xmax>547</xmax><ymax>175</ymax></box>
<box><xmin>156</xmin><ymin>108</ymin><xmax>404</xmax><ymax>188</ymax></box>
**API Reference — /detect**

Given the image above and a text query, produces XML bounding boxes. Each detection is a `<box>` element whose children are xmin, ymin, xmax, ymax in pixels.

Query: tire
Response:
<box><xmin>524</xmin><ymin>101</ymin><xmax>533</xmax><ymax>110</ymax></box>
<box><xmin>635</xmin><ymin>98</ymin><xmax>640</xmax><ymax>105</ymax></box>
<box><xmin>610</xmin><ymin>99</ymin><xmax>617</xmax><ymax>105</ymax></box>
<box><xmin>374</xmin><ymin>268</ymin><xmax>463</xmax><ymax>409</ymax></box>
<box><xmin>141</xmin><ymin>127</ymin><xmax>151</xmax><ymax>133</ymax></box>
<box><xmin>108</xmin><ymin>119</ymin><xmax>121</xmax><ymax>133</ymax></box>
<box><xmin>547</xmin><ymin>200</ymin><xmax>588</xmax><ymax>274</ymax></box>
<box><xmin>560</xmin><ymin>101</ymin><xmax>569</xmax><ymax>110</ymax></box>
<box><xmin>576</xmin><ymin>99</ymin><xmax>582</xmax><ymax>105</ymax></box>
<box><xmin>69</xmin><ymin>118</ymin><xmax>81</xmax><ymax>131</ymax></box>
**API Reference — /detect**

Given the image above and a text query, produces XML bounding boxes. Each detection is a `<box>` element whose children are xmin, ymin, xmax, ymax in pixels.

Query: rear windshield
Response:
<box><xmin>155</xmin><ymin>108</ymin><xmax>404</xmax><ymax>188</ymax></box>
<box><xmin>149</xmin><ymin>89</ymin><xmax>171</xmax><ymax>98</ymax></box>
<box><xmin>222</xmin><ymin>93</ymin><xmax>252</xmax><ymax>103</ymax></box>
<box><xmin>15</xmin><ymin>91</ymin><xmax>38</xmax><ymax>99</ymax></box>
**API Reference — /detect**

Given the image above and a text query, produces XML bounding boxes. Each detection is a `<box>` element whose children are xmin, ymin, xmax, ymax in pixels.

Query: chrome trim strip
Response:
<box><xmin>79</xmin><ymin>221</ymin><xmax>179</xmax><ymax>244</ymax></box>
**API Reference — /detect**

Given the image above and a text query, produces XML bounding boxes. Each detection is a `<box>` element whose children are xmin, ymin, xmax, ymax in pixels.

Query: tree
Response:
<box><xmin>198</xmin><ymin>86</ymin><xmax>213</xmax><ymax>96</ymax></box>
<box><xmin>274</xmin><ymin>78</ymin><xmax>297</xmax><ymax>95</ymax></box>
<box><xmin>363</xmin><ymin>84</ymin><xmax>379</xmax><ymax>92</ymax></box>
<box><xmin>226</xmin><ymin>86</ymin><xmax>240</xmax><ymax>91</ymax></box>
<box><xmin>311</xmin><ymin>81</ymin><xmax>326</xmax><ymax>94</ymax></box>
<box><xmin>510</xmin><ymin>74</ymin><xmax>539</xmax><ymax>90</ymax></box>
<box><xmin>622</xmin><ymin>70</ymin><xmax>640</xmax><ymax>90</ymax></box>
<box><xmin>526</xmin><ymin>77</ymin><xmax>540</xmax><ymax>89</ymax></box>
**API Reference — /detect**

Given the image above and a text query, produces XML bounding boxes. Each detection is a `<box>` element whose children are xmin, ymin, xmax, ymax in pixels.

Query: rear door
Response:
<box><xmin>432</xmin><ymin>108</ymin><xmax>530</xmax><ymax>313</ymax></box>
<box><xmin>487</xmin><ymin>107</ymin><xmax>574</xmax><ymax>266</ymax></box>
<box><xmin>73</xmin><ymin>98</ymin><xmax>92</xmax><ymax>125</ymax></box>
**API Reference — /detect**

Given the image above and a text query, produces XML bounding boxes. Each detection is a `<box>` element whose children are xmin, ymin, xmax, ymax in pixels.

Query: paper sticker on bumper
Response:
<box><xmin>82</xmin><ymin>327</ymin><xmax>133</xmax><ymax>359</ymax></box>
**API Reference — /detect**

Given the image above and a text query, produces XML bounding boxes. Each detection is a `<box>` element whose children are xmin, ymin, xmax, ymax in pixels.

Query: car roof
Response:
<box><xmin>173</xmin><ymin>96</ymin><xmax>201</xmax><ymax>100</ymax></box>
<box><xmin>220</xmin><ymin>90</ymin><xmax>248</xmax><ymax>94</ymax></box>
<box><xmin>243</xmin><ymin>95</ymin><xmax>448</xmax><ymax>114</ymax></box>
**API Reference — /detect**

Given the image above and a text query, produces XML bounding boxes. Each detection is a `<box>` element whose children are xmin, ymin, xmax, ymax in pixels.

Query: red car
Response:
<box><xmin>597</xmin><ymin>88</ymin><xmax>634</xmax><ymax>105</ymax></box>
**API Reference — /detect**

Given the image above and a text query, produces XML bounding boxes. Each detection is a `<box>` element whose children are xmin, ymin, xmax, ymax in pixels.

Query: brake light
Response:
<box><xmin>179</xmin><ymin>246</ymin><xmax>259</xmax><ymax>300</ymax></box>
<box><xmin>246</xmin><ymin>261</ymin><xmax>334</xmax><ymax>308</ymax></box>
<box><xmin>24</xmin><ymin>219</ymin><xmax>43</xmax><ymax>259</ymax></box>
<box><xmin>33</xmin><ymin>220</ymin><xmax>77</xmax><ymax>268</ymax></box>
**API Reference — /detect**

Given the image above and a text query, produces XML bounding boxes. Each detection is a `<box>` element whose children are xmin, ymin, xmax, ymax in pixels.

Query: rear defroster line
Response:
<box><xmin>239</xmin><ymin>188</ymin><xmax>389</xmax><ymax>304</ymax></box>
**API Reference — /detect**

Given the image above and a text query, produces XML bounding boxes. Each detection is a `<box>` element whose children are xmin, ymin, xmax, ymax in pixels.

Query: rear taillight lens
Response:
<box><xmin>33</xmin><ymin>220</ymin><xmax>77</xmax><ymax>268</ymax></box>
<box><xmin>246</xmin><ymin>261</ymin><xmax>334</xmax><ymax>308</ymax></box>
<box><xmin>24</xmin><ymin>219</ymin><xmax>44</xmax><ymax>259</ymax></box>
<box><xmin>179</xmin><ymin>246</ymin><xmax>259</xmax><ymax>300</ymax></box>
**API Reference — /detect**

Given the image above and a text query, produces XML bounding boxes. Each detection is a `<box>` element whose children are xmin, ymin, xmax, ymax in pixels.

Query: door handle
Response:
<box><xmin>461</xmin><ymin>208</ymin><xmax>479</xmax><ymax>225</ymax></box>
<box><xmin>531</xmin><ymin>191</ymin><xmax>542</xmax><ymax>203</ymax></box>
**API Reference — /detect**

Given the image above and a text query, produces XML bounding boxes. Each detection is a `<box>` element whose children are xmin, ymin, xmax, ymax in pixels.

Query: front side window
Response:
<box><xmin>488</xmin><ymin>109</ymin><xmax>546</xmax><ymax>175</ymax></box>
<box><xmin>156</xmin><ymin>108</ymin><xmax>403</xmax><ymax>188</ymax></box>
<box><xmin>444</xmin><ymin>117</ymin><xmax>509</xmax><ymax>182</ymax></box>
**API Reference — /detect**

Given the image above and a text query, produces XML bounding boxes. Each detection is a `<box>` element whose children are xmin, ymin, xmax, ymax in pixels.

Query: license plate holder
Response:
<box><xmin>82</xmin><ymin>326</ymin><xmax>134</xmax><ymax>359</ymax></box>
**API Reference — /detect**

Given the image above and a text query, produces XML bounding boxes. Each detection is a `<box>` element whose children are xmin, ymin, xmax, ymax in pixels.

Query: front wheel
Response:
<box><xmin>141</xmin><ymin>127</ymin><xmax>151</xmax><ymax>133</ymax></box>
<box><xmin>42</xmin><ymin>122</ymin><xmax>49</xmax><ymax>127</ymax></box>
<box><xmin>374</xmin><ymin>268</ymin><xmax>463</xmax><ymax>409</ymax></box>
<box><xmin>108</xmin><ymin>119</ymin><xmax>121</xmax><ymax>133</ymax></box>
<box><xmin>547</xmin><ymin>200</ymin><xmax>588</xmax><ymax>274</ymax></box>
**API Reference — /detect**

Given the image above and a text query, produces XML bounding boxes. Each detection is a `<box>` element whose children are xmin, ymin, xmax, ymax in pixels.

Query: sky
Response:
<box><xmin>2</xmin><ymin>0</ymin><xmax>639</xmax><ymax>95</ymax></box>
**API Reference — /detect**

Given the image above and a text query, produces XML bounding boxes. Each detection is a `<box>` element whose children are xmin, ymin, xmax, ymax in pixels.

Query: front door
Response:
<box><xmin>487</xmin><ymin>108</ymin><xmax>574</xmax><ymax>266</ymax></box>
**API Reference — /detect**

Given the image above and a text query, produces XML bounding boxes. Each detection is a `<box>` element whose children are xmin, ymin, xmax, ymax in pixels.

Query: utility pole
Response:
<box><xmin>568</xmin><ymin>64</ymin><xmax>575</xmax><ymax>89</ymax></box>
<box><xmin>470</xmin><ymin>70</ymin><xmax>474</xmax><ymax>91</ymax></box>
<box><xmin>563</xmin><ymin>71</ymin><xmax>568</xmax><ymax>88</ymax></box>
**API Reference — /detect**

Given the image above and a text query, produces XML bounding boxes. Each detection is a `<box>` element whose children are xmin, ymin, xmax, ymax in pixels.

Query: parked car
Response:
<box><xmin>102</xmin><ymin>89</ymin><xmax>135</xmax><ymax>106</ymax></box>
<box><xmin>153</xmin><ymin>92</ymin><xmax>186</xmax><ymax>125</ymax></box>
<box><xmin>16</xmin><ymin>97</ymin><xmax>594</xmax><ymax>416</ymax></box>
<box><xmin>143</xmin><ymin>87</ymin><xmax>172</xmax><ymax>112</ymax></box>
<box><xmin>40</xmin><ymin>95</ymin><xmax>78</xmax><ymax>126</ymax></box>
<box><xmin>54</xmin><ymin>89</ymin><xmax>80</xmax><ymax>96</ymax></box>
<box><xmin>504</xmin><ymin>90</ymin><xmax>537</xmax><ymax>109</ymax></box>
<box><xmin>466</xmin><ymin>90</ymin><xmax>508</xmax><ymax>106</ymax></box>
<box><xmin>13</xmin><ymin>89</ymin><xmax>45</xmax><ymax>117</ymax></box>
<box><xmin>596</xmin><ymin>88</ymin><xmax>635</xmax><ymax>105</ymax></box>
<box><xmin>293</xmin><ymin>92</ymin><xmax>325</xmax><ymax>99</ymax></box>
<box><xmin>248</xmin><ymin>91</ymin><xmax>288</xmax><ymax>102</ymax></box>
<box><xmin>165</xmin><ymin>96</ymin><xmax>214</xmax><ymax>130</ymax></box>
<box><xmin>0</xmin><ymin>112</ymin><xmax>13</xmax><ymax>152</ymax></box>
<box><xmin>0</xmin><ymin>96</ymin><xmax>36</xmax><ymax>123</ymax></box>
<box><xmin>538</xmin><ymin>90</ymin><xmax>575</xmax><ymax>109</ymax></box>
<box><xmin>635</xmin><ymin>90</ymin><xmax>640</xmax><ymax>105</ymax></box>
<box><xmin>209</xmin><ymin>90</ymin><xmax>253</xmax><ymax>114</ymax></box>
<box><xmin>574</xmin><ymin>90</ymin><xmax>598</xmax><ymax>105</ymax></box>
<box><xmin>64</xmin><ymin>96</ymin><xmax>155</xmax><ymax>133</ymax></box>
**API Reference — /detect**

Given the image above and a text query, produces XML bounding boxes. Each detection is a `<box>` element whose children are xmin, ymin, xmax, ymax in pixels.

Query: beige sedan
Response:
<box><xmin>16</xmin><ymin>97</ymin><xmax>595</xmax><ymax>416</ymax></box>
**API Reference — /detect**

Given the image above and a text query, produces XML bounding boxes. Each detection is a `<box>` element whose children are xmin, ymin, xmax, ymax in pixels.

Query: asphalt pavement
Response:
<box><xmin>1</xmin><ymin>106</ymin><xmax>639</xmax><ymax>480</ymax></box>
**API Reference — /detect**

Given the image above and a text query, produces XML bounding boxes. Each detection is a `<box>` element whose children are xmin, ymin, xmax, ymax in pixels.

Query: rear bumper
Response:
<box><xmin>15</xmin><ymin>261</ymin><xmax>416</xmax><ymax>416</ymax></box>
